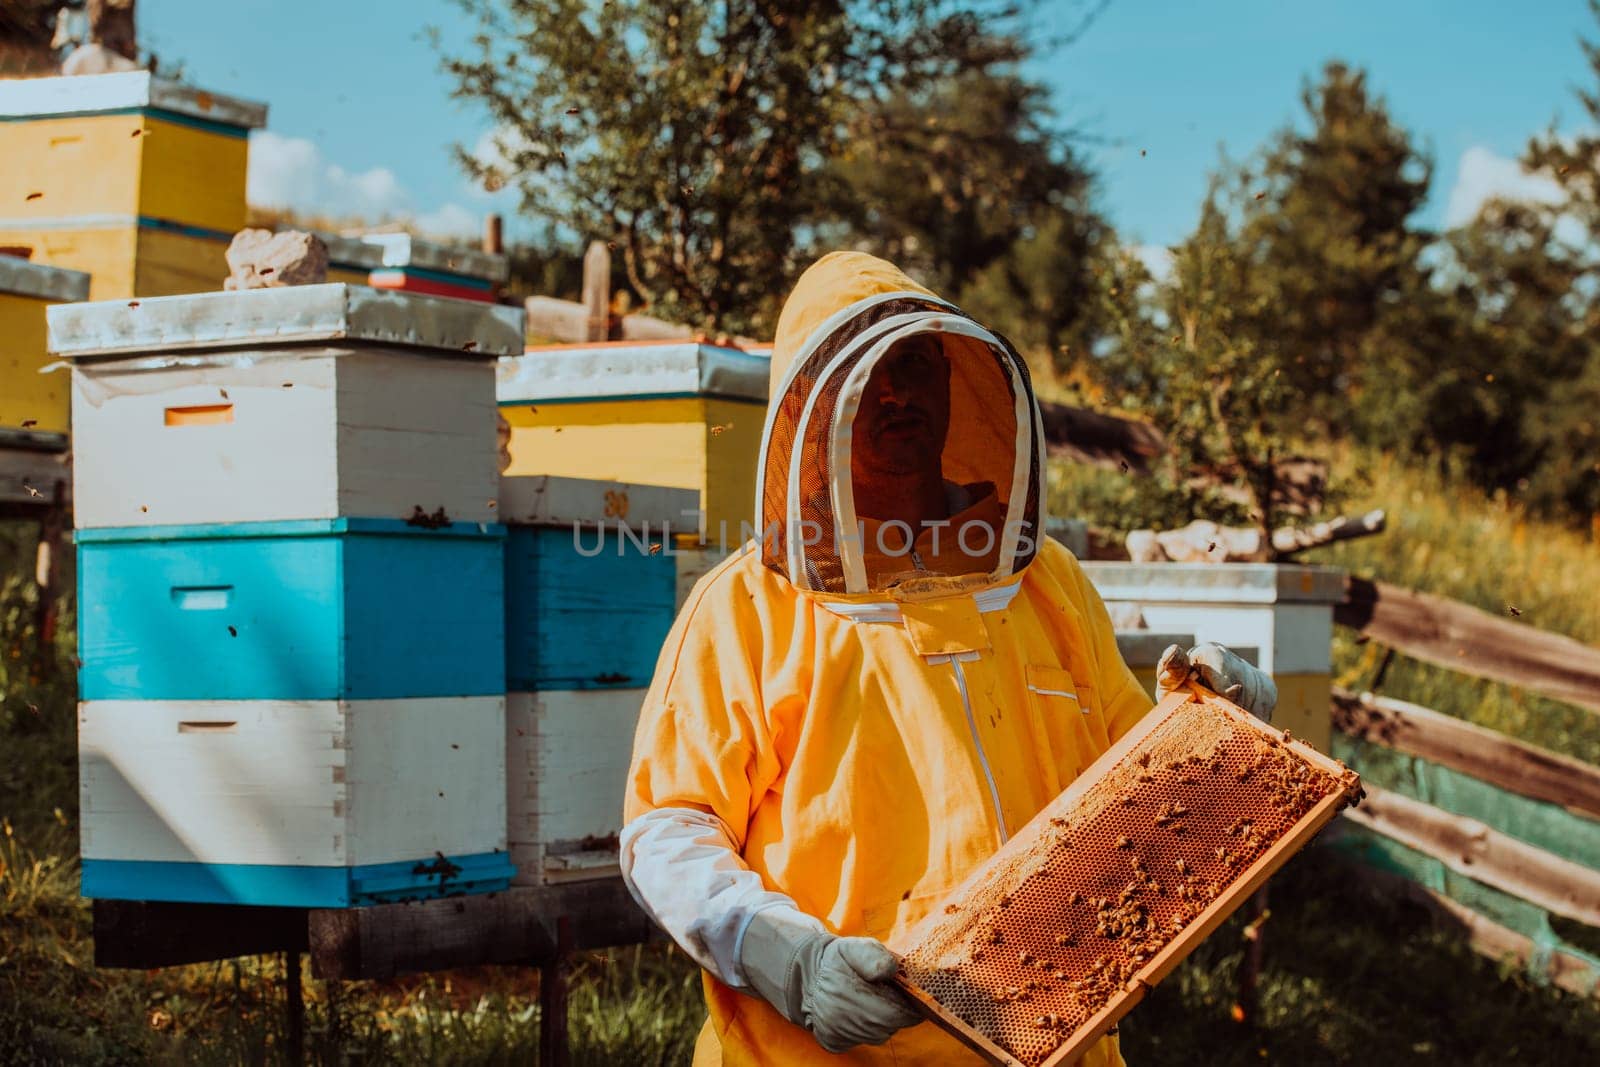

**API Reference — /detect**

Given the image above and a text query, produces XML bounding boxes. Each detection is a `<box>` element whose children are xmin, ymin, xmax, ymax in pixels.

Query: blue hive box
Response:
<box><xmin>503</xmin><ymin>524</ymin><xmax>678</xmax><ymax>691</ymax></box>
<box><xmin>499</xmin><ymin>475</ymin><xmax>686</xmax><ymax>693</ymax></box>
<box><xmin>77</xmin><ymin>518</ymin><xmax>506</xmax><ymax>701</ymax></box>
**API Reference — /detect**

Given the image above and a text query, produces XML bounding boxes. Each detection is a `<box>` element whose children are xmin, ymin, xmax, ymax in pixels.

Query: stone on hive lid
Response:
<box><xmin>224</xmin><ymin>229</ymin><xmax>330</xmax><ymax>290</ymax></box>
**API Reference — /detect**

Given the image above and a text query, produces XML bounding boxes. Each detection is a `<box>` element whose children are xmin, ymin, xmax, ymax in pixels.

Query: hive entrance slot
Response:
<box><xmin>177</xmin><ymin>721</ymin><xmax>238</xmax><ymax>733</ymax></box>
<box><xmin>170</xmin><ymin>586</ymin><xmax>232</xmax><ymax>610</ymax></box>
<box><xmin>164</xmin><ymin>404</ymin><xmax>235</xmax><ymax>426</ymax></box>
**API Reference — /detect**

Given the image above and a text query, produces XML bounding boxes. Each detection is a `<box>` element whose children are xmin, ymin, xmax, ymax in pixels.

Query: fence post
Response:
<box><xmin>582</xmin><ymin>241</ymin><xmax>611</xmax><ymax>342</ymax></box>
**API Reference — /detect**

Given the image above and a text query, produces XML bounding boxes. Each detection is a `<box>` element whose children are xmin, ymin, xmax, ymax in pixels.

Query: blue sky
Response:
<box><xmin>141</xmin><ymin>0</ymin><xmax>1595</xmax><ymax>256</ymax></box>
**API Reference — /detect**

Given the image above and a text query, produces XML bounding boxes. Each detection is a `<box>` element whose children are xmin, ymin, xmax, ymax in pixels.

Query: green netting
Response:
<box><xmin>1332</xmin><ymin>823</ymin><xmax>1600</xmax><ymax>993</ymax></box>
<box><xmin>1332</xmin><ymin>736</ymin><xmax>1600</xmax><ymax>867</ymax></box>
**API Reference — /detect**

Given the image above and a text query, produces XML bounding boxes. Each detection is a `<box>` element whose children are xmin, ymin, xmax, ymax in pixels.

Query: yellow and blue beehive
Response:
<box><xmin>0</xmin><ymin>255</ymin><xmax>89</xmax><ymax>436</ymax></box>
<box><xmin>319</xmin><ymin>233</ymin><xmax>386</xmax><ymax>287</ymax></box>
<box><xmin>1081</xmin><ymin>562</ymin><xmax>1343</xmax><ymax>751</ymax></box>
<box><xmin>0</xmin><ymin>71</ymin><xmax>266</xmax><ymax>300</ymax></box>
<box><xmin>52</xmin><ymin>284</ymin><xmax>525</xmax><ymax>907</ymax></box>
<box><xmin>497</xmin><ymin>340</ymin><xmax>770</xmax><ymax>544</ymax></box>
<box><xmin>499</xmin><ymin>475</ymin><xmax>690</xmax><ymax>885</ymax></box>
<box><xmin>321</xmin><ymin>233</ymin><xmax>509</xmax><ymax>301</ymax></box>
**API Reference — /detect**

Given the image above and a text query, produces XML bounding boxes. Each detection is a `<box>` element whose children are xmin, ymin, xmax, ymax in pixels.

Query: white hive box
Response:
<box><xmin>48</xmin><ymin>284</ymin><xmax>524</xmax><ymax>529</ymax></box>
<box><xmin>501</xmin><ymin>475</ymin><xmax>694</xmax><ymax>885</ymax></box>
<box><xmin>498</xmin><ymin>473</ymin><xmax>698</xmax><ymax>531</ymax></box>
<box><xmin>507</xmin><ymin>688</ymin><xmax>645</xmax><ymax>885</ymax></box>
<box><xmin>79</xmin><ymin>696</ymin><xmax>511</xmax><ymax>907</ymax></box>
<box><xmin>1082</xmin><ymin>563</ymin><xmax>1343</xmax><ymax>750</ymax></box>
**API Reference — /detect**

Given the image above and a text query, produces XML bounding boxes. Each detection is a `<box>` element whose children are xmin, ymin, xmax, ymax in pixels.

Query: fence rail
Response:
<box><xmin>1342</xmin><ymin>782</ymin><xmax>1600</xmax><ymax>926</ymax></box>
<box><xmin>1328</xmin><ymin>583</ymin><xmax>1600</xmax><ymax>995</ymax></box>
<box><xmin>1332</xmin><ymin>688</ymin><xmax>1600</xmax><ymax>820</ymax></box>
<box><xmin>1336</xmin><ymin>576</ymin><xmax>1600</xmax><ymax>713</ymax></box>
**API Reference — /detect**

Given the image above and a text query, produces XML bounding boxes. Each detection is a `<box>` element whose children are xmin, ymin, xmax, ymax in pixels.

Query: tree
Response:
<box><xmin>816</xmin><ymin>66</ymin><xmax>1111</xmax><ymax>375</ymax></box>
<box><xmin>956</xmin><ymin>206</ymin><xmax>1113</xmax><ymax>379</ymax></box>
<box><xmin>439</xmin><ymin>0</ymin><xmax>1045</xmax><ymax>336</ymax></box>
<box><xmin>1510</xmin><ymin>1</ymin><xmax>1600</xmax><ymax>519</ymax></box>
<box><xmin>1097</xmin><ymin>184</ymin><xmax>1297</xmax><ymax>542</ymax></box>
<box><xmin>1236</xmin><ymin>62</ymin><xmax>1432</xmax><ymax>434</ymax></box>
<box><xmin>1397</xmin><ymin>1</ymin><xmax>1600</xmax><ymax>520</ymax></box>
<box><xmin>0</xmin><ymin>0</ymin><xmax>62</xmax><ymax>75</ymax></box>
<box><xmin>1375</xmin><ymin>201</ymin><xmax>1588</xmax><ymax>497</ymax></box>
<box><xmin>1525</xmin><ymin>0</ymin><xmax>1600</xmax><ymax>271</ymax></box>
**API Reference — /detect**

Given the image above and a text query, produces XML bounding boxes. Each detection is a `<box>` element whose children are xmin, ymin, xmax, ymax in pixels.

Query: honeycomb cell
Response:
<box><xmin>896</xmin><ymin>691</ymin><xmax>1362</xmax><ymax>1067</ymax></box>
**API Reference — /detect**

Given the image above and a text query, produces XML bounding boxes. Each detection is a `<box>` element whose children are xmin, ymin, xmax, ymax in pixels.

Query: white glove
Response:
<box><xmin>1157</xmin><ymin>642</ymin><xmax>1277</xmax><ymax>722</ymax></box>
<box><xmin>738</xmin><ymin>905</ymin><xmax>922</xmax><ymax>1053</ymax></box>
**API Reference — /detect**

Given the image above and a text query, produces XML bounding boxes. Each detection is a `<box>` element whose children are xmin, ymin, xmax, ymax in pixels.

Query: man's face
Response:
<box><xmin>852</xmin><ymin>335</ymin><xmax>952</xmax><ymax>477</ymax></box>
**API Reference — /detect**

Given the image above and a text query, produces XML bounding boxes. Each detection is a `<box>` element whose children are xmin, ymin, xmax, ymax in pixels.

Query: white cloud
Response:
<box><xmin>248</xmin><ymin>131</ymin><xmax>409</xmax><ymax>218</ymax></box>
<box><xmin>413</xmin><ymin>202</ymin><xmax>480</xmax><ymax>239</ymax></box>
<box><xmin>470</xmin><ymin>125</ymin><xmax>532</xmax><ymax>175</ymax></box>
<box><xmin>247</xmin><ymin>130</ymin><xmax>482</xmax><ymax>238</ymax></box>
<box><xmin>1444</xmin><ymin>145</ymin><xmax>1566</xmax><ymax>228</ymax></box>
<box><xmin>1133</xmin><ymin>244</ymin><xmax>1175</xmax><ymax>284</ymax></box>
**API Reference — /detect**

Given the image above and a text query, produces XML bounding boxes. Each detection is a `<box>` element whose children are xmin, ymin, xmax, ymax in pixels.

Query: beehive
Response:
<box><xmin>79</xmin><ymin>696</ymin><xmax>512</xmax><ymax>907</ymax></box>
<box><xmin>358</xmin><ymin>233</ymin><xmax>507</xmax><ymax>302</ymax></box>
<box><xmin>320</xmin><ymin>234</ymin><xmax>388</xmax><ymax>287</ymax></box>
<box><xmin>1083</xmin><ymin>563</ymin><xmax>1345</xmax><ymax>751</ymax></box>
<box><xmin>0</xmin><ymin>71</ymin><xmax>266</xmax><ymax>299</ymax></box>
<box><xmin>320</xmin><ymin>233</ymin><xmax>509</xmax><ymax>301</ymax></box>
<box><xmin>61</xmin><ymin>287</ymin><xmax>524</xmax><ymax>908</ymax></box>
<box><xmin>501</xmin><ymin>475</ymin><xmax>691</xmax><ymax>885</ymax></box>
<box><xmin>0</xmin><ymin>256</ymin><xmax>90</xmax><ymax>436</ymax></box>
<box><xmin>50</xmin><ymin>284</ymin><xmax>520</xmax><ymax>529</ymax></box>
<box><xmin>892</xmin><ymin>687</ymin><xmax>1362</xmax><ymax>1067</ymax></box>
<box><xmin>497</xmin><ymin>341</ymin><xmax>769</xmax><ymax>539</ymax></box>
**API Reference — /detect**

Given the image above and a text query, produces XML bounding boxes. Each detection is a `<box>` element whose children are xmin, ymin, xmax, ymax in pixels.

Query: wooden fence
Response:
<box><xmin>1328</xmin><ymin>577</ymin><xmax>1600</xmax><ymax>997</ymax></box>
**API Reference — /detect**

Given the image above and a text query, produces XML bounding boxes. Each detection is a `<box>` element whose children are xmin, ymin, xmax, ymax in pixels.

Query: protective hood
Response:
<box><xmin>756</xmin><ymin>252</ymin><xmax>1045</xmax><ymax>595</ymax></box>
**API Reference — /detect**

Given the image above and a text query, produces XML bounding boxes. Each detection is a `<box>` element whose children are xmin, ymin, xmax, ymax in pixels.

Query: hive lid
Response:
<box><xmin>47</xmin><ymin>284</ymin><xmax>526</xmax><ymax>360</ymax></box>
<box><xmin>318</xmin><ymin>234</ymin><xmax>390</xmax><ymax>273</ymax></box>
<box><xmin>499</xmin><ymin>475</ymin><xmax>698</xmax><ymax>531</ymax></box>
<box><xmin>497</xmin><ymin>341</ymin><xmax>770</xmax><ymax>404</ymax></box>
<box><xmin>0</xmin><ymin>71</ymin><xmax>267</xmax><ymax>129</ymax></box>
<box><xmin>1081</xmin><ymin>562</ymin><xmax>1346</xmax><ymax>605</ymax></box>
<box><xmin>891</xmin><ymin>687</ymin><xmax>1362</xmax><ymax>1066</ymax></box>
<box><xmin>318</xmin><ymin>233</ymin><xmax>510</xmax><ymax>283</ymax></box>
<box><xmin>358</xmin><ymin>233</ymin><xmax>510</xmax><ymax>283</ymax></box>
<box><xmin>0</xmin><ymin>255</ymin><xmax>91</xmax><ymax>303</ymax></box>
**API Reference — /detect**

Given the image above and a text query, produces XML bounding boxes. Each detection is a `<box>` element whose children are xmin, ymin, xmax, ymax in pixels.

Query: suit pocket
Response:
<box><xmin>1026</xmin><ymin>663</ymin><xmax>1086</xmax><ymax>713</ymax></box>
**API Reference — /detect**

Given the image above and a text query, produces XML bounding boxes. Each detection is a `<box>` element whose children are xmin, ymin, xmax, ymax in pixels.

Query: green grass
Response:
<box><xmin>5</xmin><ymin>817</ymin><xmax>1597</xmax><ymax>1065</ymax></box>
<box><xmin>1</xmin><ymin>819</ymin><xmax>705</xmax><ymax>1066</ymax></box>
<box><xmin>1122</xmin><ymin>847</ymin><xmax>1600</xmax><ymax>1065</ymax></box>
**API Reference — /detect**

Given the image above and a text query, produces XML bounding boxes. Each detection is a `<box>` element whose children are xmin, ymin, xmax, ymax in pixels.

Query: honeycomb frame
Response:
<box><xmin>889</xmin><ymin>685</ymin><xmax>1363</xmax><ymax>1067</ymax></box>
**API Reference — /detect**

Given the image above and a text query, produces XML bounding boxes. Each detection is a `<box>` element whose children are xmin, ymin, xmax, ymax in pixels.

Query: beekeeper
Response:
<box><xmin>620</xmin><ymin>253</ymin><xmax>1275</xmax><ymax>1066</ymax></box>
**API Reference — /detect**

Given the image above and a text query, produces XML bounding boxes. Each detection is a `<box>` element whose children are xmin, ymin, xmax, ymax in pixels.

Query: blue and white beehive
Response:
<box><xmin>500</xmin><ymin>475</ymin><xmax>689</xmax><ymax>885</ymax></box>
<box><xmin>51</xmin><ymin>284</ymin><xmax>524</xmax><ymax>907</ymax></box>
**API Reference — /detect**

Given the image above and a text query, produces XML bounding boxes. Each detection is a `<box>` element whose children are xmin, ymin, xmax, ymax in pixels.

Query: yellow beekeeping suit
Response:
<box><xmin>625</xmin><ymin>252</ymin><xmax>1153</xmax><ymax>1065</ymax></box>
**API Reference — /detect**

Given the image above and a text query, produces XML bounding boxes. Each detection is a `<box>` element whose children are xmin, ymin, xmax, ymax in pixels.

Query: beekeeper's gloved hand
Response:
<box><xmin>1157</xmin><ymin>642</ymin><xmax>1278</xmax><ymax>722</ymax></box>
<box><xmin>739</xmin><ymin>905</ymin><xmax>922</xmax><ymax>1053</ymax></box>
